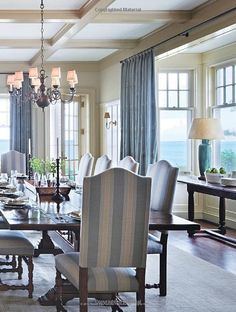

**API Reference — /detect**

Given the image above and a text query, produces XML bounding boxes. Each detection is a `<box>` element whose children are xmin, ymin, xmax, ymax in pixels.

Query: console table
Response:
<box><xmin>178</xmin><ymin>175</ymin><xmax>236</xmax><ymax>245</ymax></box>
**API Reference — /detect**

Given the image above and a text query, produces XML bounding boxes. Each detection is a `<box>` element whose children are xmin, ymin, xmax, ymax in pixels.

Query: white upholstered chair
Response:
<box><xmin>93</xmin><ymin>154</ymin><xmax>112</xmax><ymax>175</ymax></box>
<box><xmin>146</xmin><ymin>160</ymin><xmax>178</xmax><ymax>296</ymax></box>
<box><xmin>55</xmin><ymin>168</ymin><xmax>151</xmax><ymax>312</ymax></box>
<box><xmin>0</xmin><ymin>230</ymin><xmax>34</xmax><ymax>298</ymax></box>
<box><xmin>118</xmin><ymin>156</ymin><xmax>139</xmax><ymax>173</ymax></box>
<box><xmin>76</xmin><ymin>153</ymin><xmax>94</xmax><ymax>187</ymax></box>
<box><xmin>1</xmin><ymin>150</ymin><xmax>26</xmax><ymax>176</ymax></box>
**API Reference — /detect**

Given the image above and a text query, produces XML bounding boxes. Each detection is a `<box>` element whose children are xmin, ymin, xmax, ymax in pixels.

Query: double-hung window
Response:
<box><xmin>157</xmin><ymin>71</ymin><xmax>193</xmax><ymax>171</ymax></box>
<box><xmin>213</xmin><ymin>64</ymin><xmax>236</xmax><ymax>171</ymax></box>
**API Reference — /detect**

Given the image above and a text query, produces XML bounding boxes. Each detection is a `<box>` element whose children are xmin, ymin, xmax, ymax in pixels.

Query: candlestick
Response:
<box><xmin>56</xmin><ymin>137</ymin><xmax>59</xmax><ymax>159</ymax></box>
<box><xmin>51</xmin><ymin>158</ymin><xmax>64</xmax><ymax>205</ymax></box>
<box><xmin>28</xmin><ymin>138</ymin><xmax>31</xmax><ymax>155</ymax></box>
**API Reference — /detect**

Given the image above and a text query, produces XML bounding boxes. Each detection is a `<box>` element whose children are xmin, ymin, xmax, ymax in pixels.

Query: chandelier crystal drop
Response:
<box><xmin>7</xmin><ymin>0</ymin><xmax>78</xmax><ymax>110</ymax></box>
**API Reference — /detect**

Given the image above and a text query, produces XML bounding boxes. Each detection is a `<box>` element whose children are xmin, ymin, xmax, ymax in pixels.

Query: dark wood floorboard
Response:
<box><xmin>168</xmin><ymin>220</ymin><xmax>236</xmax><ymax>275</ymax></box>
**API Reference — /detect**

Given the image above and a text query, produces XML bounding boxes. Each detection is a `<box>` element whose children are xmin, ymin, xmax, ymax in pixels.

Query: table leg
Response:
<box><xmin>187</xmin><ymin>188</ymin><xmax>195</xmax><ymax>237</ymax></box>
<box><xmin>34</xmin><ymin>230</ymin><xmax>63</xmax><ymax>257</ymax></box>
<box><xmin>218</xmin><ymin>197</ymin><xmax>226</xmax><ymax>235</ymax></box>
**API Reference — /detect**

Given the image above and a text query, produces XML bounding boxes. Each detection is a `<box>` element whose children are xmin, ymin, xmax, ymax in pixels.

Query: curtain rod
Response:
<box><xmin>120</xmin><ymin>6</ymin><xmax>236</xmax><ymax>63</ymax></box>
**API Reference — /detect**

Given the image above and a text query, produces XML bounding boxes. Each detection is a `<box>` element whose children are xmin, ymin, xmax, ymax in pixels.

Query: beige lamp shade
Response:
<box><xmin>104</xmin><ymin>112</ymin><xmax>110</xmax><ymax>119</ymax></box>
<box><xmin>188</xmin><ymin>118</ymin><xmax>224</xmax><ymax>140</ymax></box>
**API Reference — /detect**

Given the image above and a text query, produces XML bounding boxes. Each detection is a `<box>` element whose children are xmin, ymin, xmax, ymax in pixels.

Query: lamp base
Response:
<box><xmin>198</xmin><ymin>175</ymin><xmax>206</xmax><ymax>181</ymax></box>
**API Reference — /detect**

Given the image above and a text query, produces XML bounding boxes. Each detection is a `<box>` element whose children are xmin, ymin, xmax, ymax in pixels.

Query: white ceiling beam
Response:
<box><xmin>66</xmin><ymin>39</ymin><xmax>139</xmax><ymax>49</ymax></box>
<box><xmin>0</xmin><ymin>39</ymin><xmax>137</xmax><ymax>50</ymax></box>
<box><xmin>0</xmin><ymin>10</ymin><xmax>191</xmax><ymax>24</ymax></box>
<box><xmin>0</xmin><ymin>39</ymin><xmax>50</xmax><ymax>48</ymax></box>
<box><xmin>0</xmin><ymin>10</ymin><xmax>80</xmax><ymax>23</ymax></box>
<box><xmin>94</xmin><ymin>10</ymin><xmax>191</xmax><ymax>23</ymax></box>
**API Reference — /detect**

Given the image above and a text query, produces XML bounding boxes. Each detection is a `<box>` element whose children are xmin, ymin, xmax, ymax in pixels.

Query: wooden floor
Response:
<box><xmin>168</xmin><ymin>220</ymin><xmax>236</xmax><ymax>275</ymax></box>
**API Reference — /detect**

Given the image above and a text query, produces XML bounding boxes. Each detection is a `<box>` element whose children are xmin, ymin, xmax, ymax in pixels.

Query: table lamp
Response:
<box><xmin>188</xmin><ymin>118</ymin><xmax>224</xmax><ymax>180</ymax></box>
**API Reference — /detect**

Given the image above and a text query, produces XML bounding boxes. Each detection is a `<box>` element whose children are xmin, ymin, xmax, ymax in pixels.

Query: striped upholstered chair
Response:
<box><xmin>55</xmin><ymin>168</ymin><xmax>151</xmax><ymax>312</ymax></box>
<box><xmin>93</xmin><ymin>154</ymin><xmax>112</xmax><ymax>175</ymax></box>
<box><xmin>1</xmin><ymin>150</ymin><xmax>26</xmax><ymax>176</ymax></box>
<box><xmin>118</xmin><ymin>156</ymin><xmax>139</xmax><ymax>173</ymax></box>
<box><xmin>146</xmin><ymin>160</ymin><xmax>178</xmax><ymax>296</ymax></box>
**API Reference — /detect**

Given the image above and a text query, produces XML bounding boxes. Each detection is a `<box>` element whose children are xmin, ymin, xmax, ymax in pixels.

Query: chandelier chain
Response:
<box><xmin>40</xmin><ymin>0</ymin><xmax>44</xmax><ymax>72</ymax></box>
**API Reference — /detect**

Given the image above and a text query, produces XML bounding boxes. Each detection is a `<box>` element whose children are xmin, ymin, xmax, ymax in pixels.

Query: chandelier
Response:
<box><xmin>6</xmin><ymin>0</ymin><xmax>78</xmax><ymax>110</ymax></box>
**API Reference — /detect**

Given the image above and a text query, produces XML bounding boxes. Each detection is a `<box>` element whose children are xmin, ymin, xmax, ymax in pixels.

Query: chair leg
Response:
<box><xmin>17</xmin><ymin>256</ymin><xmax>23</xmax><ymax>280</ymax></box>
<box><xmin>56</xmin><ymin>269</ymin><xmax>67</xmax><ymax>312</ymax></box>
<box><xmin>136</xmin><ymin>268</ymin><xmax>145</xmax><ymax>312</ymax></box>
<box><xmin>79</xmin><ymin>267</ymin><xmax>88</xmax><ymax>312</ymax></box>
<box><xmin>27</xmin><ymin>256</ymin><xmax>34</xmax><ymax>298</ymax></box>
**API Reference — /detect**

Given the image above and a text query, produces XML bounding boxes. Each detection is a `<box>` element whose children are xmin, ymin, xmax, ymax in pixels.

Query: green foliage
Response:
<box><xmin>30</xmin><ymin>158</ymin><xmax>44</xmax><ymax>174</ymax></box>
<box><xmin>30</xmin><ymin>158</ymin><xmax>58</xmax><ymax>175</ymax></box>
<box><xmin>220</xmin><ymin>149</ymin><xmax>236</xmax><ymax>172</ymax></box>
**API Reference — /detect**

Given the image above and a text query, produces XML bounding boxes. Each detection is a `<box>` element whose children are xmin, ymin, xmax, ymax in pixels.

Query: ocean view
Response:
<box><xmin>160</xmin><ymin>141</ymin><xmax>236</xmax><ymax>171</ymax></box>
<box><xmin>0</xmin><ymin>140</ymin><xmax>10</xmax><ymax>154</ymax></box>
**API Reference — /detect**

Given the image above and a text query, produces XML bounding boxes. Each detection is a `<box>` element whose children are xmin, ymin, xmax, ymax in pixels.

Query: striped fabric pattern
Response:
<box><xmin>55</xmin><ymin>252</ymin><xmax>139</xmax><ymax>292</ymax></box>
<box><xmin>146</xmin><ymin>160</ymin><xmax>179</xmax><ymax>213</ymax></box>
<box><xmin>80</xmin><ymin>167</ymin><xmax>151</xmax><ymax>268</ymax></box>
<box><xmin>1</xmin><ymin>150</ymin><xmax>26</xmax><ymax>176</ymax></box>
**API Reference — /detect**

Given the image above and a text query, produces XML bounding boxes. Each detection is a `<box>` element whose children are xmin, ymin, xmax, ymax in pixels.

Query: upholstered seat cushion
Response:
<box><xmin>55</xmin><ymin>252</ymin><xmax>139</xmax><ymax>293</ymax></box>
<box><xmin>147</xmin><ymin>233</ymin><xmax>163</xmax><ymax>254</ymax></box>
<box><xmin>0</xmin><ymin>230</ymin><xmax>34</xmax><ymax>256</ymax></box>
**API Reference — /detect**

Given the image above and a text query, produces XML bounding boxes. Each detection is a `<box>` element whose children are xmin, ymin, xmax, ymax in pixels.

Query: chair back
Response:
<box><xmin>76</xmin><ymin>153</ymin><xmax>94</xmax><ymax>186</ymax></box>
<box><xmin>146</xmin><ymin>160</ymin><xmax>178</xmax><ymax>213</ymax></box>
<box><xmin>80</xmin><ymin>167</ymin><xmax>151</xmax><ymax>268</ymax></box>
<box><xmin>1</xmin><ymin>150</ymin><xmax>26</xmax><ymax>176</ymax></box>
<box><xmin>93</xmin><ymin>154</ymin><xmax>112</xmax><ymax>175</ymax></box>
<box><xmin>118</xmin><ymin>156</ymin><xmax>139</xmax><ymax>174</ymax></box>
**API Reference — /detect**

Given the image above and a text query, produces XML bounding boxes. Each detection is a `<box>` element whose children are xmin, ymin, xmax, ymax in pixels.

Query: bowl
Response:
<box><xmin>205</xmin><ymin>172</ymin><xmax>225</xmax><ymax>184</ymax></box>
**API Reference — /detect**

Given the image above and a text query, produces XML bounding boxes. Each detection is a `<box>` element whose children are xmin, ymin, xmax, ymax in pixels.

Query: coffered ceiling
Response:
<box><xmin>0</xmin><ymin>0</ymin><xmax>235</xmax><ymax>64</ymax></box>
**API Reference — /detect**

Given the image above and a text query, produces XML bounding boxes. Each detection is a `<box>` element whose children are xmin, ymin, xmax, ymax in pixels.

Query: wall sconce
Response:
<box><xmin>104</xmin><ymin>112</ymin><xmax>117</xmax><ymax>129</ymax></box>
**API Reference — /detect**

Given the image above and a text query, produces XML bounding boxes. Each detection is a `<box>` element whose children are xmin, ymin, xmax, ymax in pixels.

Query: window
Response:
<box><xmin>157</xmin><ymin>71</ymin><xmax>193</xmax><ymax>171</ymax></box>
<box><xmin>63</xmin><ymin>101</ymin><xmax>80</xmax><ymax>180</ymax></box>
<box><xmin>213</xmin><ymin>64</ymin><xmax>236</xmax><ymax>172</ymax></box>
<box><xmin>0</xmin><ymin>95</ymin><xmax>10</xmax><ymax>154</ymax></box>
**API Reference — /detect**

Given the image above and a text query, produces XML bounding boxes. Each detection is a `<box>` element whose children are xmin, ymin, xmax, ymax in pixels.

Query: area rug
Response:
<box><xmin>0</xmin><ymin>231</ymin><xmax>235</xmax><ymax>312</ymax></box>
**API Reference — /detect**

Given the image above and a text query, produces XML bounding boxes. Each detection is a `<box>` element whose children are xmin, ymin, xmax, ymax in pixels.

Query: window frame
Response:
<box><xmin>157</xmin><ymin>70</ymin><xmax>194</xmax><ymax>172</ymax></box>
<box><xmin>212</xmin><ymin>63</ymin><xmax>236</xmax><ymax>171</ymax></box>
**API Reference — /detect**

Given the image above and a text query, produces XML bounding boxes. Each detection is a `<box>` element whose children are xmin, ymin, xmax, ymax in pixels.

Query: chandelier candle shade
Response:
<box><xmin>188</xmin><ymin>118</ymin><xmax>224</xmax><ymax>180</ymax></box>
<box><xmin>7</xmin><ymin>0</ymin><xmax>78</xmax><ymax>110</ymax></box>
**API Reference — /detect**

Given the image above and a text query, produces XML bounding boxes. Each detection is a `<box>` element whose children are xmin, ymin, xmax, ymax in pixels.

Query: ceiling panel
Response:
<box><xmin>0</xmin><ymin>49</ymin><xmax>38</xmax><ymax>61</ymax></box>
<box><xmin>72</xmin><ymin>22</ymin><xmax>166</xmax><ymax>40</ymax></box>
<box><xmin>0</xmin><ymin>23</ymin><xmax>64</xmax><ymax>39</ymax></box>
<box><xmin>109</xmin><ymin>0</ymin><xmax>208</xmax><ymax>10</ymax></box>
<box><xmin>0</xmin><ymin>0</ymin><xmax>87</xmax><ymax>10</ymax></box>
<box><xmin>48</xmin><ymin>49</ymin><xmax>117</xmax><ymax>62</ymax></box>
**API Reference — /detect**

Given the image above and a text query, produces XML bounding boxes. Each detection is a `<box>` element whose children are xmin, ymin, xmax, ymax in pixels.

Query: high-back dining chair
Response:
<box><xmin>146</xmin><ymin>160</ymin><xmax>178</xmax><ymax>296</ymax></box>
<box><xmin>76</xmin><ymin>153</ymin><xmax>94</xmax><ymax>186</ymax></box>
<box><xmin>93</xmin><ymin>154</ymin><xmax>112</xmax><ymax>175</ymax></box>
<box><xmin>55</xmin><ymin>168</ymin><xmax>151</xmax><ymax>312</ymax></box>
<box><xmin>1</xmin><ymin>150</ymin><xmax>26</xmax><ymax>176</ymax></box>
<box><xmin>118</xmin><ymin>156</ymin><xmax>139</xmax><ymax>173</ymax></box>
